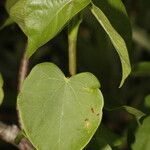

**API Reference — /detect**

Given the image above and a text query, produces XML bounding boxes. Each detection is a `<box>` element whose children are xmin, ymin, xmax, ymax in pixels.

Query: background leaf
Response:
<box><xmin>106</xmin><ymin>106</ymin><xmax>145</xmax><ymax>123</ymax></box>
<box><xmin>0</xmin><ymin>0</ymin><xmax>18</xmax><ymax>30</ymax></box>
<box><xmin>133</xmin><ymin>61</ymin><xmax>150</xmax><ymax>76</ymax></box>
<box><xmin>121</xmin><ymin>106</ymin><xmax>145</xmax><ymax>122</ymax></box>
<box><xmin>87</xmin><ymin>124</ymin><xmax>123</xmax><ymax>150</ymax></box>
<box><xmin>144</xmin><ymin>95</ymin><xmax>150</xmax><ymax>109</ymax></box>
<box><xmin>18</xmin><ymin>63</ymin><xmax>104</xmax><ymax>150</ymax></box>
<box><xmin>92</xmin><ymin>0</ymin><xmax>132</xmax><ymax>50</ymax></box>
<box><xmin>10</xmin><ymin>0</ymin><xmax>90</xmax><ymax>58</ymax></box>
<box><xmin>91</xmin><ymin>3</ymin><xmax>131</xmax><ymax>87</ymax></box>
<box><xmin>132</xmin><ymin>116</ymin><xmax>150</xmax><ymax>150</ymax></box>
<box><xmin>133</xmin><ymin>26</ymin><xmax>150</xmax><ymax>50</ymax></box>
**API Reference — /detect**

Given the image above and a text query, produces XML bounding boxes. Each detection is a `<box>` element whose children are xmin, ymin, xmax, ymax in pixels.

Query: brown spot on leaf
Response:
<box><xmin>85</xmin><ymin>118</ymin><xmax>89</xmax><ymax>122</ymax></box>
<box><xmin>96</xmin><ymin>113</ymin><xmax>100</xmax><ymax>116</ymax></box>
<box><xmin>85</xmin><ymin>119</ymin><xmax>90</xmax><ymax>129</ymax></box>
<box><xmin>91</xmin><ymin>107</ymin><xmax>95</xmax><ymax>113</ymax></box>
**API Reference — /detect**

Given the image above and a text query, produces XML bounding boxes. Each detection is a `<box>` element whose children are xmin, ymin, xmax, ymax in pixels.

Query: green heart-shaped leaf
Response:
<box><xmin>18</xmin><ymin>63</ymin><xmax>104</xmax><ymax>150</ymax></box>
<box><xmin>10</xmin><ymin>0</ymin><xmax>90</xmax><ymax>58</ymax></box>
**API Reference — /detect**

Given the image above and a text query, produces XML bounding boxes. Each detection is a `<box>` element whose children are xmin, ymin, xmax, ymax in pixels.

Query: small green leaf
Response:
<box><xmin>100</xmin><ymin>142</ymin><xmax>112</xmax><ymax>150</ymax></box>
<box><xmin>0</xmin><ymin>74</ymin><xmax>4</xmax><ymax>105</ymax></box>
<box><xmin>133</xmin><ymin>61</ymin><xmax>150</xmax><ymax>76</ymax></box>
<box><xmin>122</xmin><ymin>106</ymin><xmax>145</xmax><ymax>122</ymax></box>
<box><xmin>91</xmin><ymin>3</ymin><xmax>131</xmax><ymax>87</ymax></box>
<box><xmin>18</xmin><ymin>63</ymin><xmax>104</xmax><ymax>150</ymax></box>
<box><xmin>132</xmin><ymin>116</ymin><xmax>150</xmax><ymax>150</ymax></box>
<box><xmin>106</xmin><ymin>106</ymin><xmax>145</xmax><ymax>123</ymax></box>
<box><xmin>10</xmin><ymin>0</ymin><xmax>90</xmax><ymax>58</ymax></box>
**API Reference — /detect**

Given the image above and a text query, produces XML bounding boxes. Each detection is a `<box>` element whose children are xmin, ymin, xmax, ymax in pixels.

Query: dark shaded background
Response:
<box><xmin>0</xmin><ymin>0</ymin><xmax>150</xmax><ymax>149</ymax></box>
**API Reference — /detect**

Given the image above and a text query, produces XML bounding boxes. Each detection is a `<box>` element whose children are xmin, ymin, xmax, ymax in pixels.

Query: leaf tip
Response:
<box><xmin>119</xmin><ymin>65</ymin><xmax>131</xmax><ymax>88</ymax></box>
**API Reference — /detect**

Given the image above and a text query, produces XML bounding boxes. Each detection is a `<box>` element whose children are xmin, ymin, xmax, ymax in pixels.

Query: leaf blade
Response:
<box><xmin>0</xmin><ymin>0</ymin><xmax>18</xmax><ymax>30</ymax></box>
<box><xmin>18</xmin><ymin>62</ymin><xmax>104</xmax><ymax>150</ymax></box>
<box><xmin>132</xmin><ymin>117</ymin><xmax>150</xmax><ymax>150</ymax></box>
<box><xmin>106</xmin><ymin>106</ymin><xmax>145</xmax><ymax>123</ymax></box>
<box><xmin>10</xmin><ymin>0</ymin><xmax>90</xmax><ymax>58</ymax></box>
<box><xmin>91</xmin><ymin>4</ymin><xmax>131</xmax><ymax>87</ymax></box>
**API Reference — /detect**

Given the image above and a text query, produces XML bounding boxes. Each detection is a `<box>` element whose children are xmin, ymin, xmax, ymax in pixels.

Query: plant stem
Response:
<box><xmin>0</xmin><ymin>47</ymin><xmax>33</xmax><ymax>149</ymax></box>
<box><xmin>17</xmin><ymin>49</ymin><xmax>29</xmax><ymax>129</ymax></box>
<box><xmin>0</xmin><ymin>121</ymin><xmax>34</xmax><ymax>150</ymax></box>
<box><xmin>68</xmin><ymin>16</ymin><xmax>82</xmax><ymax>76</ymax></box>
<box><xmin>18</xmin><ymin>51</ymin><xmax>29</xmax><ymax>92</ymax></box>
